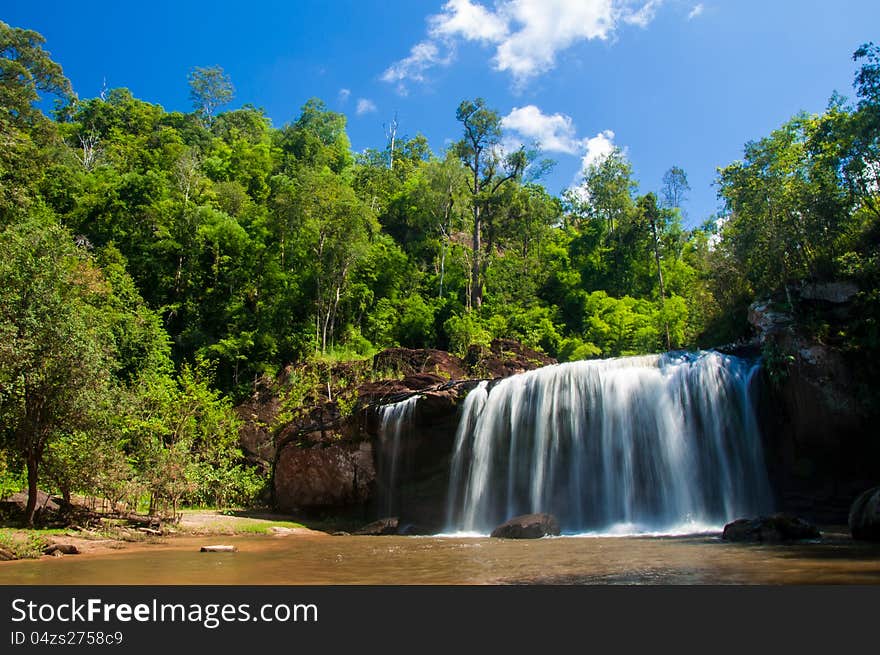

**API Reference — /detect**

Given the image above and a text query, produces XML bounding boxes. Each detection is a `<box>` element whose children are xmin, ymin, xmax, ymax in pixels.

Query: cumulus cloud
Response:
<box><xmin>502</xmin><ymin>105</ymin><xmax>585</xmax><ymax>154</ymax></box>
<box><xmin>580</xmin><ymin>129</ymin><xmax>616</xmax><ymax>170</ymax></box>
<box><xmin>338</xmin><ymin>88</ymin><xmax>351</xmax><ymax>104</ymax></box>
<box><xmin>500</xmin><ymin>105</ymin><xmax>618</xmax><ymax>197</ymax></box>
<box><xmin>383</xmin><ymin>0</ymin><xmax>664</xmax><ymax>89</ymax></box>
<box><xmin>356</xmin><ymin>98</ymin><xmax>378</xmax><ymax>115</ymax></box>
<box><xmin>687</xmin><ymin>3</ymin><xmax>704</xmax><ymax>20</ymax></box>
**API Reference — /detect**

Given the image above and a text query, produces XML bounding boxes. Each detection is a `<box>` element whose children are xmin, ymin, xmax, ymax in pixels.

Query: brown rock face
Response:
<box><xmin>274</xmin><ymin>442</ymin><xmax>375</xmax><ymax>513</ymax></box>
<box><xmin>490</xmin><ymin>513</ymin><xmax>561</xmax><ymax>539</ymax></box>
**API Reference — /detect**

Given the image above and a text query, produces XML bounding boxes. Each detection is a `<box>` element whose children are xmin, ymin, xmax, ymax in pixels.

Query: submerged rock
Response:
<box><xmin>354</xmin><ymin>517</ymin><xmax>399</xmax><ymax>535</ymax></box>
<box><xmin>722</xmin><ymin>514</ymin><xmax>820</xmax><ymax>543</ymax></box>
<box><xmin>849</xmin><ymin>487</ymin><xmax>880</xmax><ymax>542</ymax></box>
<box><xmin>491</xmin><ymin>513</ymin><xmax>561</xmax><ymax>539</ymax></box>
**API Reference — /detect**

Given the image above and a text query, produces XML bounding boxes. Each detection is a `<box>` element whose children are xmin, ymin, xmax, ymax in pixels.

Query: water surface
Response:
<box><xmin>2</xmin><ymin>531</ymin><xmax>879</xmax><ymax>585</ymax></box>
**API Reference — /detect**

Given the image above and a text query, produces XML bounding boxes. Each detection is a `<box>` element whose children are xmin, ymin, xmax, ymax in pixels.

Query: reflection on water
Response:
<box><xmin>2</xmin><ymin>532</ymin><xmax>880</xmax><ymax>585</ymax></box>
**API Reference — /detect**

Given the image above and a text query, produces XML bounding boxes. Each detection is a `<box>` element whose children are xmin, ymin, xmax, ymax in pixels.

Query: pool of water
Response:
<box><xmin>2</xmin><ymin>529</ymin><xmax>880</xmax><ymax>585</ymax></box>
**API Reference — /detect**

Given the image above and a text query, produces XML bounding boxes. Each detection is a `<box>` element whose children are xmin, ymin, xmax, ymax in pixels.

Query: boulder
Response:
<box><xmin>849</xmin><ymin>487</ymin><xmax>880</xmax><ymax>542</ymax></box>
<box><xmin>354</xmin><ymin>517</ymin><xmax>399</xmax><ymax>535</ymax></box>
<box><xmin>2</xmin><ymin>490</ymin><xmax>61</xmax><ymax>513</ymax></box>
<box><xmin>43</xmin><ymin>544</ymin><xmax>79</xmax><ymax>556</ymax></box>
<box><xmin>491</xmin><ymin>513</ymin><xmax>561</xmax><ymax>539</ymax></box>
<box><xmin>722</xmin><ymin>514</ymin><xmax>821</xmax><ymax>543</ymax></box>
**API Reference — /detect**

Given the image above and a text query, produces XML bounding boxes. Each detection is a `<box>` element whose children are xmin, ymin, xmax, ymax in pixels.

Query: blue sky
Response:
<box><xmin>4</xmin><ymin>0</ymin><xmax>879</xmax><ymax>224</ymax></box>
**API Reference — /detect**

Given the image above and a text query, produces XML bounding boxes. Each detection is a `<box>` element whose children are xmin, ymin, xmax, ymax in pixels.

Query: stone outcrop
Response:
<box><xmin>848</xmin><ymin>487</ymin><xmax>880</xmax><ymax>542</ymax></box>
<box><xmin>721</xmin><ymin>514</ymin><xmax>820</xmax><ymax>543</ymax></box>
<box><xmin>490</xmin><ymin>513</ymin><xmax>561</xmax><ymax>539</ymax></box>
<box><xmin>274</xmin><ymin>442</ymin><xmax>374</xmax><ymax>513</ymax></box>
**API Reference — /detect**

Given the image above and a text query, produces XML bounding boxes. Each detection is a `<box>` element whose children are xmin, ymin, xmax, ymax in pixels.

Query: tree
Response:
<box><xmin>0</xmin><ymin>215</ymin><xmax>116</xmax><ymax>525</ymax></box>
<box><xmin>188</xmin><ymin>65</ymin><xmax>234</xmax><ymax>125</ymax></box>
<box><xmin>453</xmin><ymin>98</ymin><xmax>525</xmax><ymax>309</ymax></box>
<box><xmin>566</xmin><ymin>148</ymin><xmax>639</xmax><ymax>296</ymax></box>
<box><xmin>0</xmin><ymin>21</ymin><xmax>74</xmax><ymax>212</ymax></box>
<box><xmin>639</xmin><ymin>193</ymin><xmax>671</xmax><ymax>349</ymax></box>
<box><xmin>660</xmin><ymin>166</ymin><xmax>690</xmax><ymax>213</ymax></box>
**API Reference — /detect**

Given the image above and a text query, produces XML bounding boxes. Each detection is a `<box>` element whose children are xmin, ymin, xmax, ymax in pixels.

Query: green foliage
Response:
<box><xmin>444</xmin><ymin>313</ymin><xmax>492</xmax><ymax>357</ymax></box>
<box><xmin>10</xmin><ymin>22</ymin><xmax>878</xmax><ymax>521</ymax></box>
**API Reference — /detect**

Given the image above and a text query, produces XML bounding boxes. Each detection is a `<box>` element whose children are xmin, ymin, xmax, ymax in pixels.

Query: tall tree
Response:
<box><xmin>453</xmin><ymin>98</ymin><xmax>525</xmax><ymax>309</ymax></box>
<box><xmin>0</xmin><ymin>21</ymin><xmax>74</xmax><ymax>212</ymax></box>
<box><xmin>639</xmin><ymin>193</ymin><xmax>671</xmax><ymax>349</ymax></box>
<box><xmin>660</xmin><ymin>166</ymin><xmax>690</xmax><ymax>213</ymax></box>
<box><xmin>0</xmin><ymin>216</ymin><xmax>116</xmax><ymax>525</ymax></box>
<box><xmin>188</xmin><ymin>65</ymin><xmax>234</xmax><ymax>126</ymax></box>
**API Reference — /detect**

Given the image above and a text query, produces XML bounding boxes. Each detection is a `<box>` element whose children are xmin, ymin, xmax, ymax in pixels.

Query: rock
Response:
<box><xmin>274</xmin><ymin>441</ymin><xmax>375</xmax><ymax>512</ymax></box>
<box><xmin>200</xmin><ymin>545</ymin><xmax>237</xmax><ymax>552</ymax></box>
<box><xmin>2</xmin><ymin>490</ymin><xmax>61</xmax><ymax>514</ymax></box>
<box><xmin>373</xmin><ymin>348</ymin><xmax>468</xmax><ymax>380</ymax></box>
<box><xmin>722</xmin><ymin>514</ymin><xmax>821</xmax><ymax>543</ymax></box>
<box><xmin>467</xmin><ymin>339</ymin><xmax>556</xmax><ymax>379</ymax></box>
<box><xmin>354</xmin><ymin>517</ymin><xmax>399</xmax><ymax>535</ymax></box>
<box><xmin>799</xmin><ymin>281</ymin><xmax>858</xmax><ymax>304</ymax></box>
<box><xmin>747</xmin><ymin>301</ymin><xmax>793</xmax><ymax>343</ymax></box>
<box><xmin>849</xmin><ymin>487</ymin><xmax>880</xmax><ymax>542</ymax></box>
<box><xmin>0</xmin><ymin>547</ymin><xmax>16</xmax><ymax>561</ymax></box>
<box><xmin>43</xmin><ymin>544</ymin><xmax>79</xmax><ymax>556</ymax></box>
<box><xmin>490</xmin><ymin>513</ymin><xmax>561</xmax><ymax>539</ymax></box>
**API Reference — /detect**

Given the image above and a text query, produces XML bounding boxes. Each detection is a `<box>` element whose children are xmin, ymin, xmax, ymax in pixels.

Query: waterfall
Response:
<box><xmin>445</xmin><ymin>351</ymin><xmax>773</xmax><ymax>535</ymax></box>
<box><xmin>377</xmin><ymin>395</ymin><xmax>420</xmax><ymax>517</ymax></box>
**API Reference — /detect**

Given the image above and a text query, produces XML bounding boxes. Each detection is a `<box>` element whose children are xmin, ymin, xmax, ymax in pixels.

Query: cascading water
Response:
<box><xmin>377</xmin><ymin>395</ymin><xmax>420</xmax><ymax>517</ymax></box>
<box><xmin>445</xmin><ymin>351</ymin><xmax>772</xmax><ymax>535</ymax></box>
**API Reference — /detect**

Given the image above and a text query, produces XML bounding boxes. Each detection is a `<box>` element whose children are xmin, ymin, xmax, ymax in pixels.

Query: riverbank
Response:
<box><xmin>0</xmin><ymin>509</ymin><xmax>330</xmax><ymax>561</ymax></box>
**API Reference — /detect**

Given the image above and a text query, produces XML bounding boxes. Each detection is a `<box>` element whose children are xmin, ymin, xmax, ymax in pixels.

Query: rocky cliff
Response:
<box><xmin>748</xmin><ymin>282</ymin><xmax>880</xmax><ymax>522</ymax></box>
<box><xmin>236</xmin><ymin>340</ymin><xmax>554</xmax><ymax>529</ymax></box>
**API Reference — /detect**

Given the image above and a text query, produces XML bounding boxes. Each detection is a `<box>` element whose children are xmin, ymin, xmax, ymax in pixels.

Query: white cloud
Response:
<box><xmin>622</xmin><ymin>0</ymin><xmax>662</xmax><ymax>28</ymax></box>
<box><xmin>383</xmin><ymin>0</ymin><xmax>664</xmax><ymax>89</ymax></box>
<box><xmin>502</xmin><ymin>105</ymin><xmax>584</xmax><ymax>154</ymax></box>
<box><xmin>687</xmin><ymin>3</ymin><xmax>704</xmax><ymax>20</ymax></box>
<box><xmin>356</xmin><ymin>98</ymin><xmax>377</xmax><ymax>115</ymax></box>
<box><xmin>381</xmin><ymin>40</ymin><xmax>449</xmax><ymax>88</ymax></box>
<box><xmin>338</xmin><ymin>88</ymin><xmax>351</xmax><ymax>103</ymax></box>
<box><xmin>580</xmin><ymin>129</ymin><xmax>616</xmax><ymax>170</ymax></box>
<box><xmin>429</xmin><ymin>0</ymin><xmax>509</xmax><ymax>43</ymax></box>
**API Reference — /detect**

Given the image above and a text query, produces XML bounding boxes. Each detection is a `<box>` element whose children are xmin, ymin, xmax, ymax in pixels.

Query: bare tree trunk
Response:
<box><xmin>25</xmin><ymin>454</ymin><xmax>39</xmax><ymax>527</ymax></box>
<box><xmin>650</xmin><ymin>217</ymin><xmax>671</xmax><ymax>350</ymax></box>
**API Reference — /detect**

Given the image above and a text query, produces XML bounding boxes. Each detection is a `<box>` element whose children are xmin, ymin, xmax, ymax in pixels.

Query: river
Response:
<box><xmin>2</xmin><ymin>530</ymin><xmax>879</xmax><ymax>585</ymax></box>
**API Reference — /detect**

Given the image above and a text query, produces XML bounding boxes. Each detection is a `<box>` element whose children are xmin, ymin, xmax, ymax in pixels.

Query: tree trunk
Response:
<box><xmin>651</xmin><ymin>217</ymin><xmax>671</xmax><ymax>350</ymax></box>
<box><xmin>471</xmin><ymin>203</ymin><xmax>482</xmax><ymax>309</ymax></box>
<box><xmin>24</xmin><ymin>454</ymin><xmax>39</xmax><ymax>527</ymax></box>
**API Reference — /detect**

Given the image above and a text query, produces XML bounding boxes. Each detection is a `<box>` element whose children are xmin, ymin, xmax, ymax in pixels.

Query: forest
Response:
<box><xmin>1</xmin><ymin>20</ymin><xmax>878</xmax><ymax>526</ymax></box>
